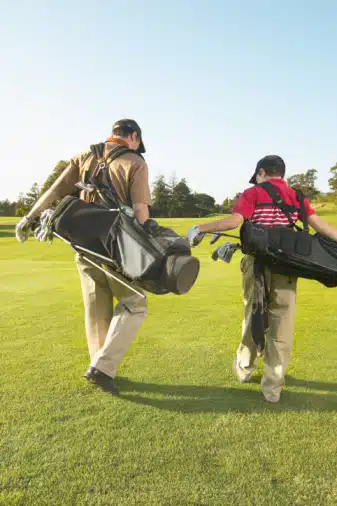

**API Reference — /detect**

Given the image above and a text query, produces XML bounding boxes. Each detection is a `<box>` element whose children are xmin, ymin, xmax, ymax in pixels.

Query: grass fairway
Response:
<box><xmin>1</xmin><ymin>214</ymin><xmax>337</xmax><ymax>505</ymax></box>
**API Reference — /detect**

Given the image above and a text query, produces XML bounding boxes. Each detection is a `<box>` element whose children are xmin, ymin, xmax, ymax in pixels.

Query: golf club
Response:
<box><xmin>208</xmin><ymin>232</ymin><xmax>240</xmax><ymax>244</ymax></box>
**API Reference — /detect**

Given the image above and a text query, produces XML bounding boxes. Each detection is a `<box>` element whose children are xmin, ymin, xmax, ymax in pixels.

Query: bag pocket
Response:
<box><xmin>240</xmin><ymin>222</ymin><xmax>269</xmax><ymax>255</ymax></box>
<box><xmin>279</xmin><ymin>227</ymin><xmax>297</xmax><ymax>255</ymax></box>
<box><xmin>295</xmin><ymin>231</ymin><xmax>312</xmax><ymax>256</ymax></box>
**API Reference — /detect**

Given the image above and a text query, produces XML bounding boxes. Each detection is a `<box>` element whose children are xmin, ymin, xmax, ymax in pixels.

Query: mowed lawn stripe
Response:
<box><xmin>1</xmin><ymin>216</ymin><xmax>337</xmax><ymax>505</ymax></box>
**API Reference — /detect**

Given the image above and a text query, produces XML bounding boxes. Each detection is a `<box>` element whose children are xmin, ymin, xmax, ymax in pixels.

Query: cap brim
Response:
<box><xmin>249</xmin><ymin>173</ymin><xmax>257</xmax><ymax>184</ymax></box>
<box><xmin>138</xmin><ymin>140</ymin><xmax>146</xmax><ymax>154</ymax></box>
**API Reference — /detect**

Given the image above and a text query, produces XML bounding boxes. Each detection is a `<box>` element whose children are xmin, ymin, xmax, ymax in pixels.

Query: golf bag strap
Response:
<box><xmin>105</xmin><ymin>145</ymin><xmax>144</xmax><ymax>164</ymax></box>
<box><xmin>103</xmin><ymin>144</ymin><xmax>145</xmax><ymax>207</ymax></box>
<box><xmin>258</xmin><ymin>182</ymin><xmax>300</xmax><ymax>228</ymax></box>
<box><xmin>89</xmin><ymin>144</ymin><xmax>136</xmax><ymax>207</ymax></box>
<box><xmin>251</xmin><ymin>257</ymin><xmax>269</xmax><ymax>356</ymax></box>
<box><xmin>104</xmin><ymin>146</ymin><xmax>133</xmax><ymax>206</ymax></box>
<box><xmin>89</xmin><ymin>142</ymin><xmax>105</xmax><ymax>160</ymax></box>
<box><xmin>89</xmin><ymin>144</ymin><xmax>144</xmax><ymax>164</ymax></box>
<box><xmin>81</xmin><ymin>151</ymin><xmax>96</xmax><ymax>185</ymax></box>
<box><xmin>295</xmin><ymin>189</ymin><xmax>309</xmax><ymax>232</ymax></box>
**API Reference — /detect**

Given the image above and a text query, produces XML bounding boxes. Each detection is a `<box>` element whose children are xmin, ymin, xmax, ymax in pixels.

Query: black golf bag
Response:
<box><xmin>50</xmin><ymin>144</ymin><xmax>200</xmax><ymax>295</ymax></box>
<box><xmin>210</xmin><ymin>181</ymin><xmax>337</xmax><ymax>355</ymax></box>
<box><xmin>239</xmin><ymin>182</ymin><xmax>337</xmax><ymax>288</ymax></box>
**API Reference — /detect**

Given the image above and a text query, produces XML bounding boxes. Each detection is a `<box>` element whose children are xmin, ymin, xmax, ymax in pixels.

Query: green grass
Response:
<box><xmin>312</xmin><ymin>201</ymin><xmax>337</xmax><ymax>216</ymax></box>
<box><xmin>1</xmin><ymin>215</ymin><xmax>337</xmax><ymax>505</ymax></box>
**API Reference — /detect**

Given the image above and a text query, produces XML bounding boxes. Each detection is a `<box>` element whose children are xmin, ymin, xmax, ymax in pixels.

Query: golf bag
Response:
<box><xmin>210</xmin><ymin>181</ymin><xmax>337</xmax><ymax>354</ymax></box>
<box><xmin>50</xmin><ymin>144</ymin><xmax>200</xmax><ymax>295</ymax></box>
<box><xmin>239</xmin><ymin>182</ymin><xmax>337</xmax><ymax>288</ymax></box>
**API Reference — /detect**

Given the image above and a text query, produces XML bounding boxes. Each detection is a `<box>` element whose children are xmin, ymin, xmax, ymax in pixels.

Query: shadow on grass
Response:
<box><xmin>250</xmin><ymin>374</ymin><xmax>337</xmax><ymax>392</ymax></box>
<box><xmin>0</xmin><ymin>224</ymin><xmax>15</xmax><ymax>238</ymax></box>
<box><xmin>285</xmin><ymin>375</ymin><xmax>337</xmax><ymax>392</ymax></box>
<box><xmin>116</xmin><ymin>377</ymin><xmax>337</xmax><ymax>413</ymax></box>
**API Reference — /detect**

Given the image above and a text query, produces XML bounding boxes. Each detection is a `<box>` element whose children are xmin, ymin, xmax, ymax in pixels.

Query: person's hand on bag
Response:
<box><xmin>15</xmin><ymin>216</ymin><xmax>33</xmax><ymax>243</ymax></box>
<box><xmin>186</xmin><ymin>226</ymin><xmax>205</xmax><ymax>247</ymax></box>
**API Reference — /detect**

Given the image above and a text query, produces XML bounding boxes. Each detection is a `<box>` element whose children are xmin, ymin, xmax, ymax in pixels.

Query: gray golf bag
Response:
<box><xmin>49</xmin><ymin>144</ymin><xmax>200</xmax><ymax>296</ymax></box>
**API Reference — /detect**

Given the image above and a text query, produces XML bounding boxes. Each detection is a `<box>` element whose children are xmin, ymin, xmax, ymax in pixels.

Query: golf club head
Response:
<box><xmin>212</xmin><ymin>243</ymin><xmax>241</xmax><ymax>263</ymax></box>
<box><xmin>222</xmin><ymin>245</ymin><xmax>236</xmax><ymax>263</ymax></box>
<box><xmin>210</xmin><ymin>233</ymin><xmax>221</xmax><ymax>245</ymax></box>
<box><xmin>211</xmin><ymin>249</ymin><xmax>219</xmax><ymax>261</ymax></box>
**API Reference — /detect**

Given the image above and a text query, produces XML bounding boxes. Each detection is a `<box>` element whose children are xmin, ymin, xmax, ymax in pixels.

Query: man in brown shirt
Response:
<box><xmin>16</xmin><ymin>119</ymin><xmax>151</xmax><ymax>394</ymax></box>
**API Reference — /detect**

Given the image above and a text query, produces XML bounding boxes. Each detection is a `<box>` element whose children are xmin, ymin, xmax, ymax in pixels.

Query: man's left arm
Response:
<box><xmin>186</xmin><ymin>189</ymin><xmax>255</xmax><ymax>246</ymax></box>
<box><xmin>129</xmin><ymin>160</ymin><xmax>151</xmax><ymax>225</ymax></box>
<box><xmin>16</xmin><ymin>156</ymin><xmax>81</xmax><ymax>243</ymax></box>
<box><xmin>198</xmin><ymin>213</ymin><xmax>244</xmax><ymax>233</ymax></box>
<box><xmin>186</xmin><ymin>214</ymin><xmax>243</xmax><ymax>246</ymax></box>
<box><xmin>133</xmin><ymin>203</ymin><xmax>150</xmax><ymax>225</ymax></box>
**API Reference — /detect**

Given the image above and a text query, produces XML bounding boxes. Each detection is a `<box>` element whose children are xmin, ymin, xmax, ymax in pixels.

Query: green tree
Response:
<box><xmin>15</xmin><ymin>192</ymin><xmax>26</xmax><ymax>216</ymax></box>
<box><xmin>213</xmin><ymin>203</ymin><xmax>225</xmax><ymax>214</ymax></box>
<box><xmin>151</xmin><ymin>175</ymin><xmax>218</xmax><ymax>218</ymax></box>
<box><xmin>0</xmin><ymin>199</ymin><xmax>16</xmax><ymax>216</ymax></box>
<box><xmin>223</xmin><ymin>193</ymin><xmax>242</xmax><ymax>212</ymax></box>
<box><xmin>166</xmin><ymin>174</ymin><xmax>178</xmax><ymax>218</ymax></box>
<box><xmin>193</xmin><ymin>193</ymin><xmax>216</xmax><ymax>217</ymax></box>
<box><xmin>151</xmin><ymin>175</ymin><xmax>171</xmax><ymax>217</ymax></box>
<box><xmin>40</xmin><ymin>160</ymin><xmax>70</xmax><ymax>195</ymax></box>
<box><xmin>306</xmin><ymin>169</ymin><xmax>319</xmax><ymax>194</ymax></box>
<box><xmin>25</xmin><ymin>182</ymin><xmax>40</xmax><ymax>208</ymax></box>
<box><xmin>170</xmin><ymin>178</ymin><xmax>193</xmax><ymax>217</ymax></box>
<box><xmin>328</xmin><ymin>163</ymin><xmax>337</xmax><ymax>193</ymax></box>
<box><xmin>15</xmin><ymin>207</ymin><xmax>26</xmax><ymax>217</ymax></box>
<box><xmin>287</xmin><ymin>169</ymin><xmax>319</xmax><ymax>197</ymax></box>
<box><xmin>15</xmin><ymin>183</ymin><xmax>40</xmax><ymax>215</ymax></box>
<box><xmin>222</xmin><ymin>198</ymin><xmax>231</xmax><ymax>213</ymax></box>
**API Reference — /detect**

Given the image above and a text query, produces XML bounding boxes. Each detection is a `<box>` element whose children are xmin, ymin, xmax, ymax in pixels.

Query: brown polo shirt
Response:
<box><xmin>28</xmin><ymin>138</ymin><xmax>151</xmax><ymax>219</ymax></box>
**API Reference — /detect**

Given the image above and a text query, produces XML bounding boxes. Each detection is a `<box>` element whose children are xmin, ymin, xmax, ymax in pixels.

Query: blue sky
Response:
<box><xmin>1</xmin><ymin>0</ymin><xmax>337</xmax><ymax>203</ymax></box>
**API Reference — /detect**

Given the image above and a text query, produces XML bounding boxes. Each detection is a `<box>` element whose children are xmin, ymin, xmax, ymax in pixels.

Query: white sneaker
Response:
<box><xmin>263</xmin><ymin>393</ymin><xmax>280</xmax><ymax>403</ymax></box>
<box><xmin>232</xmin><ymin>357</ymin><xmax>252</xmax><ymax>383</ymax></box>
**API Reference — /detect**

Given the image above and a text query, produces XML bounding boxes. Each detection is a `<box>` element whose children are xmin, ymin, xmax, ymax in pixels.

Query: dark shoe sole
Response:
<box><xmin>84</xmin><ymin>368</ymin><xmax>119</xmax><ymax>396</ymax></box>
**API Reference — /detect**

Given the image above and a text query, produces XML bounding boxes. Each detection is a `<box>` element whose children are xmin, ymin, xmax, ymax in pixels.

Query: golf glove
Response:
<box><xmin>15</xmin><ymin>216</ymin><xmax>33</xmax><ymax>243</ymax></box>
<box><xmin>212</xmin><ymin>242</ymin><xmax>241</xmax><ymax>263</ymax></box>
<box><xmin>186</xmin><ymin>226</ymin><xmax>205</xmax><ymax>247</ymax></box>
<box><xmin>34</xmin><ymin>209</ymin><xmax>54</xmax><ymax>242</ymax></box>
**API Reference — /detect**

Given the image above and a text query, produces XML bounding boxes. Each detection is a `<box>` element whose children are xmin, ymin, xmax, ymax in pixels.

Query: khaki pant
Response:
<box><xmin>76</xmin><ymin>255</ymin><xmax>148</xmax><ymax>378</ymax></box>
<box><xmin>235</xmin><ymin>255</ymin><xmax>297</xmax><ymax>402</ymax></box>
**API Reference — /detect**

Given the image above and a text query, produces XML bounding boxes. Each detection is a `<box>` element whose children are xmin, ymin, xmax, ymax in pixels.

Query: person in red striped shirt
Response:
<box><xmin>187</xmin><ymin>155</ymin><xmax>337</xmax><ymax>403</ymax></box>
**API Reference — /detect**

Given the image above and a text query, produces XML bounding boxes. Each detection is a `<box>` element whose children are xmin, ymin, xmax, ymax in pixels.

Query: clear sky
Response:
<box><xmin>1</xmin><ymin>0</ymin><xmax>337</xmax><ymax>203</ymax></box>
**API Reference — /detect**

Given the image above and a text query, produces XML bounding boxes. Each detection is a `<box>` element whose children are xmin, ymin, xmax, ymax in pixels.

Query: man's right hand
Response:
<box><xmin>15</xmin><ymin>216</ymin><xmax>33</xmax><ymax>243</ymax></box>
<box><xmin>186</xmin><ymin>226</ymin><xmax>205</xmax><ymax>247</ymax></box>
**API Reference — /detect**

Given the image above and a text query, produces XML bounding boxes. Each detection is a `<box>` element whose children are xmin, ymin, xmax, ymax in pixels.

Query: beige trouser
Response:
<box><xmin>235</xmin><ymin>255</ymin><xmax>297</xmax><ymax>402</ymax></box>
<box><xmin>76</xmin><ymin>255</ymin><xmax>148</xmax><ymax>378</ymax></box>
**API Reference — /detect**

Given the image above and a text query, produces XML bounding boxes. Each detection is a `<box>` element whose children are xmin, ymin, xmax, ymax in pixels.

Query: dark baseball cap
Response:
<box><xmin>249</xmin><ymin>155</ymin><xmax>286</xmax><ymax>184</ymax></box>
<box><xmin>112</xmin><ymin>118</ymin><xmax>146</xmax><ymax>154</ymax></box>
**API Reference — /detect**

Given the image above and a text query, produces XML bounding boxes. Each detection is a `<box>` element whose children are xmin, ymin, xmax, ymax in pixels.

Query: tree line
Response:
<box><xmin>1</xmin><ymin>161</ymin><xmax>69</xmax><ymax>217</ymax></box>
<box><xmin>2</xmin><ymin>160</ymin><xmax>337</xmax><ymax>217</ymax></box>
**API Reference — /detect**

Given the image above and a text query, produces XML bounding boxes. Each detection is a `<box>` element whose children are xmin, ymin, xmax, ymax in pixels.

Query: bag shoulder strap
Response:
<box><xmin>88</xmin><ymin>143</ymin><xmax>144</xmax><ymax>163</ymax></box>
<box><xmin>89</xmin><ymin>142</ymin><xmax>105</xmax><ymax>160</ymax></box>
<box><xmin>88</xmin><ymin>143</ymin><xmax>143</xmax><ymax>208</ymax></box>
<box><xmin>258</xmin><ymin>181</ymin><xmax>300</xmax><ymax>227</ymax></box>
<box><xmin>295</xmin><ymin>189</ymin><xmax>309</xmax><ymax>232</ymax></box>
<box><xmin>105</xmin><ymin>145</ymin><xmax>144</xmax><ymax>164</ymax></box>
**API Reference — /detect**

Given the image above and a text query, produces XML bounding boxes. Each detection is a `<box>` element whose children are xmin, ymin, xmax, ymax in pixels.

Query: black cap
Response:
<box><xmin>112</xmin><ymin>118</ymin><xmax>146</xmax><ymax>154</ymax></box>
<box><xmin>249</xmin><ymin>155</ymin><xmax>286</xmax><ymax>184</ymax></box>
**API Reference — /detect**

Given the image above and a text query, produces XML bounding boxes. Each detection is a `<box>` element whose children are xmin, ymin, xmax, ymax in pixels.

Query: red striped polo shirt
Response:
<box><xmin>232</xmin><ymin>178</ymin><xmax>315</xmax><ymax>226</ymax></box>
